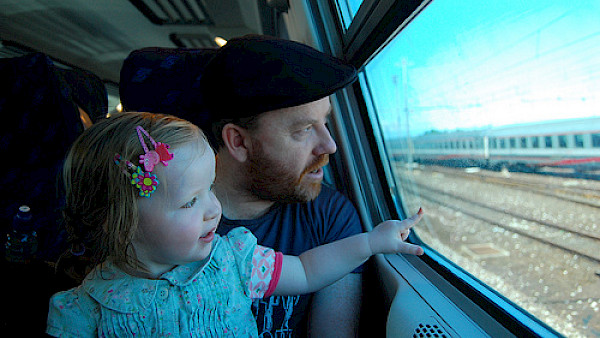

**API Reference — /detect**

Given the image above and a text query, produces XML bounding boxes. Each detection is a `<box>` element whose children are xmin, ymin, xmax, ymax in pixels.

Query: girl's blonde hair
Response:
<box><xmin>63</xmin><ymin>112</ymin><xmax>203</xmax><ymax>271</ymax></box>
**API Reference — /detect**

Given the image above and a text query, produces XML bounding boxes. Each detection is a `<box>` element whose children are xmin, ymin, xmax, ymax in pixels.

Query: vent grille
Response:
<box><xmin>413</xmin><ymin>322</ymin><xmax>450</xmax><ymax>338</ymax></box>
<box><xmin>129</xmin><ymin>0</ymin><xmax>213</xmax><ymax>25</ymax></box>
<box><xmin>0</xmin><ymin>41</ymin><xmax>32</xmax><ymax>59</ymax></box>
<box><xmin>169</xmin><ymin>34</ymin><xmax>216</xmax><ymax>48</ymax></box>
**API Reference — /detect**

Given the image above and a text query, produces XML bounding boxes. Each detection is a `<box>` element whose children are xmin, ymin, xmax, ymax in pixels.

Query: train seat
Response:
<box><xmin>119</xmin><ymin>47</ymin><xmax>217</xmax><ymax>143</ymax></box>
<box><xmin>0</xmin><ymin>52</ymin><xmax>107</xmax><ymax>335</ymax></box>
<box><xmin>0</xmin><ymin>52</ymin><xmax>107</xmax><ymax>261</ymax></box>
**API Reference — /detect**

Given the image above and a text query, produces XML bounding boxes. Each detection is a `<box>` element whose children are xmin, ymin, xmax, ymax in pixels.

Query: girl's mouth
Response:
<box><xmin>199</xmin><ymin>227</ymin><xmax>217</xmax><ymax>243</ymax></box>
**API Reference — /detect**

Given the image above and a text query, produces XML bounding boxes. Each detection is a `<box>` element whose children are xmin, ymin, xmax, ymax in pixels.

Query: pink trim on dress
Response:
<box><xmin>264</xmin><ymin>252</ymin><xmax>283</xmax><ymax>297</ymax></box>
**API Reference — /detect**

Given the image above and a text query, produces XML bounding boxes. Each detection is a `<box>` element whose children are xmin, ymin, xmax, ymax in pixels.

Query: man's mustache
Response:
<box><xmin>297</xmin><ymin>154</ymin><xmax>329</xmax><ymax>183</ymax></box>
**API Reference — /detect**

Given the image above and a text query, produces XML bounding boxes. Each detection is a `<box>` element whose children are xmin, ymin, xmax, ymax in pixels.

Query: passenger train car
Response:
<box><xmin>1</xmin><ymin>0</ymin><xmax>599</xmax><ymax>337</ymax></box>
<box><xmin>407</xmin><ymin>117</ymin><xmax>600</xmax><ymax>177</ymax></box>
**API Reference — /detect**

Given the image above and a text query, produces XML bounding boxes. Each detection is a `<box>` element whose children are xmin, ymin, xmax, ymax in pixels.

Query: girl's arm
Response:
<box><xmin>273</xmin><ymin>208</ymin><xmax>424</xmax><ymax>296</ymax></box>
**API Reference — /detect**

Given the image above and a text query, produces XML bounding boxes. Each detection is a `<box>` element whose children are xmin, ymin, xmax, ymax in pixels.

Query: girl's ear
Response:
<box><xmin>222</xmin><ymin>123</ymin><xmax>251</xmax><ymax>162</ymax></box>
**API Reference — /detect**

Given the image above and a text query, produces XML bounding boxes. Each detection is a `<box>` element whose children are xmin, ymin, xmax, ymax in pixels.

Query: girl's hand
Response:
<box><xmin>368</xmin><ymin>208</ymin><xmax>424</xmax><ymax>256</ymax></box>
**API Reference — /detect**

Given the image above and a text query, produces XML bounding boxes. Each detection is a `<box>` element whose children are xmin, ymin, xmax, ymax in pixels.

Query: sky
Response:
<box><xmin>361</xmin><ymin>0</ymin><xmax>600</xmax><ymax>137</ymax></box>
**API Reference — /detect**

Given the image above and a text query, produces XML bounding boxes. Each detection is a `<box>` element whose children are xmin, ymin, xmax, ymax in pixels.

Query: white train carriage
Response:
<box><xmin>409</xmin><ymin>117</ymin><xmax>600</xmax><ymax>172</ymax></box>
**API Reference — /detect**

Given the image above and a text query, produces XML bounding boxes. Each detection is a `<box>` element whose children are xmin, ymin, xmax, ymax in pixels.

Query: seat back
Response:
<box><xmin>0</xmin><ymin>53</ymin><xmax>107</xmax><ymax>261</ymax></box>
<box><xmin>120</xmin><ymin>47</ymin><xmax>217</xmax><ymax>142</ymax></box>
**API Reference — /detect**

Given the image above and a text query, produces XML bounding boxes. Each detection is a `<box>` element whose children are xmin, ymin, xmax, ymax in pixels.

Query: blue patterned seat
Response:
<box><xmin>120</xmin><ymin>47</ymin><xmax>217</xmax><ymax>142</ymax></box>
<box><xmin>0</xmin><ymin>53</ymin><xmax>107</xmax><ymax>262</ymax></box>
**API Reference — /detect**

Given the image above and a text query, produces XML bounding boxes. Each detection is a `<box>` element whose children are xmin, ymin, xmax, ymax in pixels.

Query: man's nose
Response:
<box><xmin>313</xmin><ymin>125</ymin><xmax>337</xmax><ymax>156</ymax></box>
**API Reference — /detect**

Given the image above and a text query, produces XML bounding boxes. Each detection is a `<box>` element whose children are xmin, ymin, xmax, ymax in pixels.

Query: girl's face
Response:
<box><xmin>133</xmin><ymin>139</ymin><xmax>222</xmax><ymax>278</ymax></box>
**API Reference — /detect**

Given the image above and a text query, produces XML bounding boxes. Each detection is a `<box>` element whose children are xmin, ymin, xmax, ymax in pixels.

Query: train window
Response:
<box><xmin>334</xmin><ymin>0</ymin><xmax>365</xmax><ymax>30</ymax></box>
<box><xmin>558</xmin><ymin>135</ymin><xmax>568</xmax><ymax>148</ymax></box>
<box><xmin>574</xmin><ymin>134</ymin><xmax>584</xmax><ymax>148</ymax></box>
<box><xmin>490</xmin><ymin>137</ymin><xmax>497</xmax><ymax>149</ymax></box>
<box><xmin>593</xmin><ymin>133</ymin><xmax>600</xmax><ymax>147</ymax></box>
<box><xmin>355</xmin><ymin>0</ymin><xmax>600</xmax><ymax>336</ymax></box>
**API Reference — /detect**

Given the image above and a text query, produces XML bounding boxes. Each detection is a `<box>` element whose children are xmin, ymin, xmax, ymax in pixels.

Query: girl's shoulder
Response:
<box><xmin>47</xmin><ymin>286</ymin><xmax>99</xmax><ymax>336</ymax></box>
<box><xmin>219</xmin><ymin>226</ymin><xmax>259</xmax><ymax>257</ymax></box>
<box><xmin>223</xmin><ymin>226</ymin><xmax>256</xmax><ymax>243</ymax></box>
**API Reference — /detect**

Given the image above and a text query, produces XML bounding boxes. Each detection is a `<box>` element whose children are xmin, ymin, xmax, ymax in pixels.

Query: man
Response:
<box><xmin>120</xmin><ymin>35</ymin><xmax>362</xmax><ymax>337</ymax></box>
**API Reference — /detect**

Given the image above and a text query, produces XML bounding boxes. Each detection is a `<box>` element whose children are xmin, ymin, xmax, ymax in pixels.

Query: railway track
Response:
<box><xmin>425</xmin><ymin>165</ymin><xmax>600</xmax><ymax>209</ymax></box>
<box><xmin>405</xmin><ymin>181</ymin><xmax>600</xmax><ymax>263</ymax></box>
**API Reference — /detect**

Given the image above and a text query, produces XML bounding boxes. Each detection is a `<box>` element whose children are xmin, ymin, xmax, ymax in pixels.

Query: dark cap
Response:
<box><xmin>200</xmin><ymin>34</ymin><xmax>358</xmax><ymax>120</ymax></box>
<box><xmin>119</xmin><ymin>47</ymin><xmax>217</xmax><ymax>130</ymax></box>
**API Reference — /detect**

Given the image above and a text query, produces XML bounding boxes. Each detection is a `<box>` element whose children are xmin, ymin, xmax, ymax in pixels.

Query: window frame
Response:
<box><xmin>307</xmin><ymin>0</ymin><xmax>564</xmax><ymax>336</ymax></box>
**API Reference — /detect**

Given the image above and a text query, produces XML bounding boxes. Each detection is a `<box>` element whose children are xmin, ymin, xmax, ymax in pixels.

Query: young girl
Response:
<box><xmin>47</xmin><ymin>112</ymin><xmax>424</xmax><ymax>337</ymax></box>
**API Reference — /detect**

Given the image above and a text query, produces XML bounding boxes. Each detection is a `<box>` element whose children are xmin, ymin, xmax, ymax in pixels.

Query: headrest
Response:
<box><xmin>56</xmin><ymin>67</ymin><xmax>108</xmax><ymax>123</ymax></box>
<box><xmin>200</xmin><ymin>34</ymin><xmax>358</xmax><ymax>119</ymax></box>
<box><xmin>119</xmin><ymin>47</ymin><xmax>217</xmax><ymax>130</ymax></box>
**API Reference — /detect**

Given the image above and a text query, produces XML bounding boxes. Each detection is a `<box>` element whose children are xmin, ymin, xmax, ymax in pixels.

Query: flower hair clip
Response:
<box><xmin>114</xmin><ymin>154</ymin><xmax>159</xmax><ymax>198</ymax></box>
<box><xmin>112</xmin><ymin>126</ymin><xmax>173</xmax><ymax>198</ymax></box>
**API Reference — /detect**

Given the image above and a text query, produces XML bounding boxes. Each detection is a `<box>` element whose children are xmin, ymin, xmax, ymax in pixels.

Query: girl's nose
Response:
<box><xmin>205</xmin><ymin>193</ymin><xmax>222</xmax><ymax>221</ymax></box>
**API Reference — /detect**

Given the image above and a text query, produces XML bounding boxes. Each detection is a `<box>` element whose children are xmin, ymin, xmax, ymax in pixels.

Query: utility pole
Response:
<box><xmin>401</xmin><ymin>58</ymin><xmax>414</xmax><ymax>166</ymax></box>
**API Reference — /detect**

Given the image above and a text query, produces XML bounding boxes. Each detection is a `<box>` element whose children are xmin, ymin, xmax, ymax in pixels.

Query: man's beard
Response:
<box><xmin>245</xmin><ymin>140</ymin><xmax>328</xmax><ymax>203</ymax></box>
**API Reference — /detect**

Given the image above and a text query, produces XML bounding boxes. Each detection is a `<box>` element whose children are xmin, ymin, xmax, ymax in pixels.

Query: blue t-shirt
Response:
<box><xmin>216</xmin><ymin>186</ymin><xmax>363</xmax><ymax>337</ymax></box>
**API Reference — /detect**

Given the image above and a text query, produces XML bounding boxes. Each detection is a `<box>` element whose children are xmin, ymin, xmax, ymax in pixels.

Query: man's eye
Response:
<box><xmin>182</xmin><ymin>197</ymin><xmax>198</xmax><ymax>209</ymax></box>
<box><xmin>304</xmin><ymin>126</ymin><xmax>312</xmax><ymax>132</ymax></box>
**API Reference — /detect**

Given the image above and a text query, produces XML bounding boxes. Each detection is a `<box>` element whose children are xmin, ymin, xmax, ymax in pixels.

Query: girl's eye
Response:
<box><xmin>209</xmin><ymin>183</ymin><xmax>215</xmax><ymax>191</ymax></box>
<box><xmin>182</xmin><ymin>196</ymin><xmax>198</xmax><ymax>209</ymax></box>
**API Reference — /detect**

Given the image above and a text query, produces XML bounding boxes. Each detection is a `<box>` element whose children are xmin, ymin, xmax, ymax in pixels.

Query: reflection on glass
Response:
<box><xmin>360</xmin><ymin>1</ymin><xmax>600</xmax><ymax>337</ymax></box>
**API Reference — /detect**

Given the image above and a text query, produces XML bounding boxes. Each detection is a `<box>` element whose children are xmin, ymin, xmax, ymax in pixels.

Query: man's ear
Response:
<box><xmin>222</xmin><ymin>123</ymin><xmax>252</xmax><ymax>162</ymax></box>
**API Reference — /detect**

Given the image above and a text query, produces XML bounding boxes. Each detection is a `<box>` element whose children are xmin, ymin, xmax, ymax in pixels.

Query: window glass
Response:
<box><xmin>593</xmin><ymin>133</ymin><xmax>600</xmax><ymax>147</ymax></box>
<box><xmin>334</xmin><ymin>0</ymin><xmax>365</xmax><ymax>30</ymax></box>
<box><xmin>359</xmin><ymin>1</ymin><xmax>600</xmax><ymax>336</ymax></box>
<box><xmin>574</xmin><ymin>134</ymin><xmax>584</xmax><ymax>148</ymax></box>
<box><xmin>558</xmin><ymin>135</ymin><xmax>568</xmax><ymax>148</ymax></box>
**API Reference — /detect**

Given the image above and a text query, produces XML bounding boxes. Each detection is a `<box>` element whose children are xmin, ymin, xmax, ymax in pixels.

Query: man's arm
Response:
<box><xmin>308</xmin><ymin>273</ymin><xmax>362</xmax><ymax>337</ymax></box>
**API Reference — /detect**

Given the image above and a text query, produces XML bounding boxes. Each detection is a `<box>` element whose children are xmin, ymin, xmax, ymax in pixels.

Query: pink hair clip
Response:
<box><xmin>136</xmin><ymin>126</ymin><xmax>174</xmax><ymax>172</ymax></box>
<box><xmin>112</xmin><ymin>127</ymin><xmax>172</xmax><ymax>198</ymax></box>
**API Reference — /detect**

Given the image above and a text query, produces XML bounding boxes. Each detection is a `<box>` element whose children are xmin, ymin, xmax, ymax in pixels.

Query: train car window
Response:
<box><xmin>351</xmin><ymin>0</ymin><xmax>600</xmax><ymax>336</ymax></box>
<box><xmin>575</xmin><ymin>134</ymin><xmax>584</xmax><ymax>148</ymax></box>
<box><xmin>593</xmin><ymin>133</ymin><xmax>600</xmax><ymax>147</ymax></box>
<box><xmin>558</xmin><ymin>135</ymin><xmax>568</xmax><ymax>148</ymax></box>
